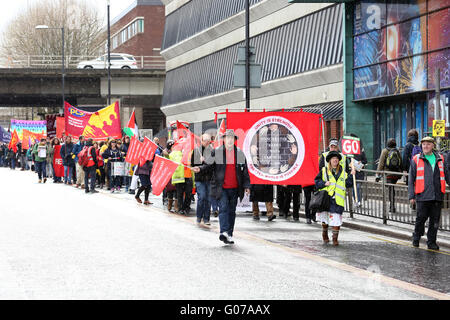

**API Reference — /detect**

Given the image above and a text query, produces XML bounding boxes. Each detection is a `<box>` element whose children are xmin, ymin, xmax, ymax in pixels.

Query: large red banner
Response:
<box><xmin>56</xmin><ymin>116</ymin><xmax>65</xmax><ymax>139</ymax></box>
<box><xmin>52</xmin><ymin>145</ymin><xmax>64</xmax><ymax>177</ymax></box>
<box><xmin>64</xmin><ymin>102</ymin><xmax>122</xmax><ymax>141</ymax></box>
<box><xmin>226</xmin><ymin>111</ymin><xmax>321</xmax><ymax>186</ymax></box>
<box><xmin>150</xmin><ymin>155</ymin><xmax>180</xmax><ymax>196</ymax></box>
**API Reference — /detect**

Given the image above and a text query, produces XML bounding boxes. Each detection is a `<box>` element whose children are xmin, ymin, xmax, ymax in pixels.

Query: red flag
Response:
<box><xmin>213</xmin><ymin>119</ymin><xmax>226</xmax><ymax>148</ymax></box>
<box><xmin>52</xmin><ymin>145</ymin><xmax>64</xmax><ymax>177</ymax></box>
<box><xmin>172</xmin><ymin>135</ymin><xmax>200</xmax><ymax>165</ymax></box>
<box><xmin>125</xmin><ymin>136</ymin><xmax>144</xmax><ymax>165</ymax></box>
<box><xmin>150</xmin><ymin>155</ymin><xmax>180</xmax><ymax>196</ymax></box>
<box><xmin>139</xmin><ymin>137</ymin><xmax>158</xmax><ymax>166</ymax></box>
<box><xmin>176</xmin><ymin>121</ymin><xmax>190</xmax><ymax>139</ymax></box>
<box><xmin>56</xmin><ymin>116</ymin><xmax>65</xmax><ymax>138</ymax></box>
<box><xmin>226</xmin><ymin>111</ymin><xmax>320</xmax><ymax>186</ymax></box>
<box><xmin>8</xmin><ymin>130</ymin><xmax>19</xmax><ymax>153</ymax></box>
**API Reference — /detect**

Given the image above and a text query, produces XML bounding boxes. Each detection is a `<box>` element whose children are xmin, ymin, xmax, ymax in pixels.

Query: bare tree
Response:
<box><xmin>0</xmin><ymin>0</ymin><xmax>105</xmax><ymax>67</ymax></box>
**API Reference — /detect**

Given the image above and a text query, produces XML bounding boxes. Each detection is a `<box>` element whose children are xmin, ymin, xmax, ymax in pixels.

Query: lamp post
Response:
<box><xmin>107</xmin><ymin>0</ymin><xmax>111</xmax><ymax>105</ymax></box>
<box><xmin>36</xmin><ymin>25</ymin><xmax>65</xmax><ymax>114</ymax></box>
<box><xmin>245</xmin><ymin>0</ymin><xmax>250</xmax><ymax>112</ymax></box>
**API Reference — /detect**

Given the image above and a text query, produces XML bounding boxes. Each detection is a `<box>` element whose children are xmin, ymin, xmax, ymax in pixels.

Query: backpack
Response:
<box><xmin>385</xmin><ymin>148</ymin><xmax>401</xmax><ymax>171</ymax></box>
<box><xmin>77</xmin><ymin>146</ymin><xmax>92</xmax><ymax>167</ymax></box>
<box><xmin>411</xmin><ymin>144</ymin><xmax>422</xmax><ymax>158</ymax></box>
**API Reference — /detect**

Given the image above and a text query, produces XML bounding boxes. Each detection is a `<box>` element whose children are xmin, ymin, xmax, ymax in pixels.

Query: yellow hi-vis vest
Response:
<box><xmin>320</xmin><ymin>166</ymin><xmax>347</xmax><ymax>208</ymax></box>
<box><xmin>322</xmin><ymin>151</ymin><xmax>347</xmax><ymax>172</ymax></box>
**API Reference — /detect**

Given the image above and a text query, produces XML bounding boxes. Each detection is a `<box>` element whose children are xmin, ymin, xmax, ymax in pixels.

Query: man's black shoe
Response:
<box><xmin>85</xmin><ymin>190</ymin><xmax>89</xmax><ymax>194</ymax></box>
<box><xmin>412</xmin><ymin>239</ymin><xmax>420</xmax><ymax>247</ymax></box>
<box><xmin>268</xmin><ymin>215</ymin><xmax>276</xmax><ymax>222</ymax></box>
<box><xmin>90</xmin><ymin>190</ymin><xmax>99</xmax><ymax>194</ymax></box>
<box><xmin>428</xmin><ymin>243</ymin><xmax>439</xmax><ymax>251</ymax></box>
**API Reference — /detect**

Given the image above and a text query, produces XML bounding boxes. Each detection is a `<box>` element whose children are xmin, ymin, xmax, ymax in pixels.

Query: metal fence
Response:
<box><xmin>338</xmin><ymin>169</ymin><xmax>450</xmax><ymax>232</ymax></box>
<box><xmin>0</xmin><ymin>55</ymin><xmax>166</xmax><ymax>70</ymax></box>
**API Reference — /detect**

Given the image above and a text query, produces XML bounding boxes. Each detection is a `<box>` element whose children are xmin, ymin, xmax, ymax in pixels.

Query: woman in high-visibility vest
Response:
<box><xmin>314</xmin><ymin>151</ymin><xmax>353</xmax><ymax>246</ymax></box>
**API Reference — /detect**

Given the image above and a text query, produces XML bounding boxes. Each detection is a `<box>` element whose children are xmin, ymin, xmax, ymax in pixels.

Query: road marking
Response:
<box><xmin>368</xmin><ymin>235</ymin><xmax>450</xmax><ymax>256</ymax></box>
<box><xmin>100</xmin><ymin>191</ymin><xmax>450</xmax><ymax>300</ymax></box>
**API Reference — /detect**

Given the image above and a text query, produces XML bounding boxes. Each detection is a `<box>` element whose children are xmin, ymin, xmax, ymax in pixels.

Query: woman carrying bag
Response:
<box><xmin>314</xmin><ymin>151</ymin><xmax>353</xmax><ymax>246</ymax></box>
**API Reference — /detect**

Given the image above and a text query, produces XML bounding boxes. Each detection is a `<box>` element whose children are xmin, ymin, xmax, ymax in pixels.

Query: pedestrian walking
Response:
<box><xmin>170</xmin><ymin>144</ymin><xmax>195</xmax><ymax>215</ymax></box>
<box><xmin>314</xmin><ymin>151</ymin><xmax>353</xmax><ymax>246</ymax></box>
<box><xmin>409</xmin><ymin>136</ymin><xmax>450</xmax><ymax>251</ymax></box>
<box><xmin>193</xmin><ymin>129</ymin><xmax>251</xmax><ymax>245</ymax></box>
<box><xmin>134</xmin><ymin>159</ymin><xmax>153</xmax><ymax>205</ymax></box>
<box><xmin>60</xmin><ymin>136</ymin><xmax>75</xmax><ymax>185</ymax></box>
<box><xmin>376</xmin><ymin>138</ymin><xmax>402</xmax><ymax>213</ymax></box>
<box><xmin>403</xmin><ymin>129</ymin><xmax>420</xmax><ymax>184</ymax></box>
<box><xmin>83</xmin><ymin>138</ymin><xmax>98</xmax><ymax>194</ymax></box>
<box><xmin>251</xmin><ymin>184</ymin><xmax>276</xmax><ymax>221</ymax></box>
<box><xmin>102</xmin><ymin>140</ymin><xmax>124</xmax><ymax>193</ymax></box>
<box><xmin>72</xmin><ymin>136</ymin><xmax>85</xmax><ymax>189</ymax></box>
<box><xmin>32</xmin><ymin>138</ymin><xmax>49</xmax><ymax>183</ymax></box>
<box><xmin>191</xmin><ymin>133</ymin><xmax>213</xmax><ymax>225</ymax></box>
<box><xmin>349</xmin><ymin>133</ymin><xmax>367</xmax><ymax>207</ymax></box>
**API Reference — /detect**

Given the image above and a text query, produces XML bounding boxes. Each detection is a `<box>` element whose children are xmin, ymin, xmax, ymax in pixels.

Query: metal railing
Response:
<box><xmin>339</xmin><ymin>169</ymin><xmax>450</xmax><ymax>232</ymax></box>
<box><xmin>0</xmin><ymin>55</ymin><xmax>166</xmax><ymax>70</ymax></box>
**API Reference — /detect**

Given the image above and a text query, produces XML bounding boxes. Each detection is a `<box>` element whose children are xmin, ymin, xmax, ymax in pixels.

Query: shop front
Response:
<box><xmin>346</xmin><ymin>0</ymin><xmax>450</xmax><ymax>165</ymax></box>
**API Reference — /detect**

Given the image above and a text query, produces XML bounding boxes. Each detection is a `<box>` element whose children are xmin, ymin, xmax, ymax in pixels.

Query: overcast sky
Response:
<box><xmin>0</xmin><ymin>0</ymin><xmax>135</xmax><ymax>41</ymax></box>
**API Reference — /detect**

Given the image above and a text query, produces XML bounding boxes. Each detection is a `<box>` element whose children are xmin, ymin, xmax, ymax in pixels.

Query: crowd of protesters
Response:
<box><xmin>1</xmin><ymin>126</ymin><xmax>448</xmax><ymax>250</ymax></box>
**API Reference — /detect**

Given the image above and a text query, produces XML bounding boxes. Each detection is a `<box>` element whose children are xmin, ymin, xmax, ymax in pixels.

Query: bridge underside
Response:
<box><xmin>0</xmin><ymin>68</ymin><xmax>166</xmax><ymax>133</ymax></box>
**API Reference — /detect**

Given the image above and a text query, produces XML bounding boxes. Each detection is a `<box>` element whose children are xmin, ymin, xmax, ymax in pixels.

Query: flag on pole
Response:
<box><xmin>8</xmin><ymin>129</ymin><xmax>19</xmax><ymax>153</ymax></box>
<box><xmin>125</xmin><ymin>136</ymin><xmax>144</xmax><ymax>165</ymax></box>
<box><xmin>213</xmin><ymin>119</ymin><xmax>226</xmax><ymax>148</ymax></box>
<box><xmin>124</xmin><ymin>109</ymin><xmax>139</xmax><ymax>138</ymax></box>
<box><xmin>151</xmin><ymin>155</ymin><xmax>180</xmax><ymax>196</ymax></box>
<box><xmin>139</xmin><ymin>137</ymin><xmax>159</xmax><ymax>166</ymax></box>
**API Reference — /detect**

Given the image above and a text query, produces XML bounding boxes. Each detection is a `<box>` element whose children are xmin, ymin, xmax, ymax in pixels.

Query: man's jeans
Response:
<box><xmin>196</xmin><ymin>181</ymin><xmax>211</xmax><ymax>223</ymax></box>
<box><xmin>35</xmin><ymin>161</ymin><xmax>47</xmax><ymax>180</ymax></box>
<box><xmin>218</xmin><ymin>188</ymin><xmax>239</xmax><ymax>237</ymax></box>
<box><xmin>84</xmin><ymin>166</ymin><xmax>96</xmax><ymax>192</ymax></box>
<box><xmin>64</xmin><ymin>165</ymin><xmax>73</xmax><ymax>184</ymax></box>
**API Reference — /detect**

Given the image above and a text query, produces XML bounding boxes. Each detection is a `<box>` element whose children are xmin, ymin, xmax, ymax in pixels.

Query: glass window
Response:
<box><xmin>428</xmin><ymin>7</ymin><xmax>450</xmax><ymax>51</ymax></box>
<box><xmin>401</xmin><ymin>104</ymin><xmax>407</xmax><ymax>146</ymax></box>
<box><xmin>415</xmin><ymin>102</ymin><xmax>422</xmax><ymax>138</ymax></box>
<box><xmin>138</xmin><ymin>19</ymin><xmax>144</xmax><ymax>33</ymax></box>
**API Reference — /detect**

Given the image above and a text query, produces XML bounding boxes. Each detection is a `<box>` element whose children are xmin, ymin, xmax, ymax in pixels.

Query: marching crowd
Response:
<box><xmin>0</xmin><ymin>127</ymin><xmax>448</xmax><ymax>249</ymax></box>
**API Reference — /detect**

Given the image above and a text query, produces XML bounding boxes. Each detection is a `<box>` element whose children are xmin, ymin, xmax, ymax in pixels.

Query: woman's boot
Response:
<box><xmin>322</xmin><ymin>223</ymin><xmax>329</xmax><ymax>243</ymax></box>
<box><xmin>167</xmin><ymin>199</ymin><xmax>173</xmax><ymax>212</ymax></box>
<box><xmin>174</xmin><ymin>199</ymin><xmax>179</xmax><ymax>213</ymax></box>
<box><xmin>266</xmin><ymin>202</ymin><xmax>276</xmax><ymax>221</ymax></box>
<box><xmin>332</xmin><ymin>226</ymin><xmax>340</xmax><ymax>246</ymax></box>
<box><xmin>252</xmin><ymin>202</ymin><xmax>260</xmax><ymax>220</ymax></box>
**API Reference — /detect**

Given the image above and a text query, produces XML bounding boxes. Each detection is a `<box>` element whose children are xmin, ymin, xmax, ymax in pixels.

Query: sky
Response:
<box><xmin>0</xmin><ymin>0</ymin><xmax>135</xmax><ymax>42</ymax></box>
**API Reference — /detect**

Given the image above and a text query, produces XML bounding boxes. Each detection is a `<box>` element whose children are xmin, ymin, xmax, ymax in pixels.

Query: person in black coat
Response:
<box><xmin>193</xmin><ymin>130</ymin><xmax>250</xmax><ymax>245</ymax></box>
<box><xmin>134</xmin><ymin>159</ymin><xmax>153</xmax><ymax>205</ymax></box>
<box><xmin>402</xmin><ymin>129</ymin><xmax>420</xmax><ymax>185</ymax></box>
<box><xmin>60</xmin><ymin>136</ymin><xmax>75</xmax><ymax>184</ymax></box>
<box><xmin>83</xmin><ymin>138</ymin><xmax>98</xmax><ymax>193</ymax></box>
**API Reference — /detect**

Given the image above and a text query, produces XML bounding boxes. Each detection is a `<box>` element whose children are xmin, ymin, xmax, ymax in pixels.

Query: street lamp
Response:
<box><xmin>107</xmin><ymin>0</ymin><xmax>111</xmax><ymax>105</ymax></box>
<box><xmin>36</xmin><ymin>25</ymin><xmax>65</xmax><ymax>114</ymax></box>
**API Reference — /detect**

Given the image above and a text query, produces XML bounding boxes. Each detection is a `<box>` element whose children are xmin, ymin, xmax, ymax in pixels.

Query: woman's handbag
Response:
<box><xmin>310</xmin><ymin>190</ymin><xmax>330</xmax><ymax>212</ymax></box>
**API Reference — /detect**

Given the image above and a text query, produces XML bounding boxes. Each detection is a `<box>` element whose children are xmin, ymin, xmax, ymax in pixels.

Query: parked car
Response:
<box><xmin>77</xmin><ymin>53</ymin><xmax>138</xmax><ymax>69</ymax></box>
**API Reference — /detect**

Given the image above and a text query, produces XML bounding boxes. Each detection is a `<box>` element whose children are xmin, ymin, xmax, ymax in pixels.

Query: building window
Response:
<box><xmin>138</xmin><ymin>19</ymin><xmax>144</xmax><ymax>33</ymax></box>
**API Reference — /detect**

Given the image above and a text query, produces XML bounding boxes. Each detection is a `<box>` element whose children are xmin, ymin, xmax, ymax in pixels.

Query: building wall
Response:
<box><xmin>111</xmin><ymin>5</ymin><xmax>165</xmax><ymax>57</ymax></box>
<box><xmin>161</xmin><ymin>1</ymin><xmax>344</xmax><ymax>125</ymax></box>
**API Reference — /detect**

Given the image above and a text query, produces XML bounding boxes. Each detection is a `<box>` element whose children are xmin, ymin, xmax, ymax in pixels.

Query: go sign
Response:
<box><xmin>341</xmin><ymin>136</ymin><xmax>360</xmax><ymax>155</ymax></box>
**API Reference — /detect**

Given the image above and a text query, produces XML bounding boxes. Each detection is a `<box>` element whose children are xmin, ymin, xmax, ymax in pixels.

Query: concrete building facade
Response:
<box><xmin>160</xmin><ymin>0</ymin><xmax>345</xmax><ymax>146</ymax></box>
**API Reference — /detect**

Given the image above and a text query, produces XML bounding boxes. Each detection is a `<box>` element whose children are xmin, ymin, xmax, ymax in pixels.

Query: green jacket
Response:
<box><xmin>169</xmin><ymin>150</ymin><xmax>195</xmax><ymax>187</ymax></box>
<box><xmin>32</xmin><ymin>143</ymin><xmax>48</xmax><ymax>162</ymax></box>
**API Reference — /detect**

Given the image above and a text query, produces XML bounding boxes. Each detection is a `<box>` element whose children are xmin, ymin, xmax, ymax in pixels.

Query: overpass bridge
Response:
<box><xmin>0</xmin><ymin>67</ymin><xmax>166</xmax><ymax>134</ymax></box>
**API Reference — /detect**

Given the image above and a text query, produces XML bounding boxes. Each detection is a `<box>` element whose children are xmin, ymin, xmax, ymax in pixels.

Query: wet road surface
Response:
<box><xmin>0</xmin><ymin>168</ymin><xmax>449</xmax><ymax>299</ymax></box>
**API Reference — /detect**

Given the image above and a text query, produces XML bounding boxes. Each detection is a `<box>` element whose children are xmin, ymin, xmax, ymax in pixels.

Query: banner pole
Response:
<box><xmin>351</xmin><ymin>157</ymin><xmax>359</xmax><ymax>204</ymax></box>
<box><xmin>321</xmin><ymin>116</ymin><xmax>326</xmax><ymax>151</ymax></box>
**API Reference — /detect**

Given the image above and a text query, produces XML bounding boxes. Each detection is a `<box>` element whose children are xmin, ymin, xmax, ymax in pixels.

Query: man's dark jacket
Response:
<box><xmin>403</xmin><ymin>135</ymin><xmax>419</xmax><ymax>172</ymax></box>
<box><xmin>199</xmin><ymin>145</ymin><xmax>250</xmax><ymax>201</ymax></box>
<box><xmin>191</xmin><ymin>145</ymin><xmax>213</xmax><ymax>182</ymax></box>
<box><xmin>408</xmin><ymin>151</ymin><xmax>450</xmax><ymax>201</ymax></box>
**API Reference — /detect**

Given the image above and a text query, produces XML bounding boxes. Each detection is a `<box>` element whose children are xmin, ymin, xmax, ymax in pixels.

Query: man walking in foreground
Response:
<box><xmin>408</xmin><ymin>136</ymin><xmax>450</xmax><ymax>251</ymax></box>
<box><xmin>193</xmin><ymin>130</ymin><xmax>250</xmax><ymax>245</ymax></box>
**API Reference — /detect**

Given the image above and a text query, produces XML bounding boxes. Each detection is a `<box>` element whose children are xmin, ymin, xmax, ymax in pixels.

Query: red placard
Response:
<box><xmin>52</xmin><ymin>145</ymin><xmax>64</xmax><ymax>177</ymax></box>
<box><xmin>139</xmin><ymin>137</ymin><xmax>158</xmax><ymax>166</ymax></box>
<box><xmin>341</xmin><ymin>136</ymin><xmax>361</xmax><ymax>155</ymax></box>
<box><xmin>125</xmin><ymin>136</ymin><xmax>143</xmax><ymax>165</ymax></box>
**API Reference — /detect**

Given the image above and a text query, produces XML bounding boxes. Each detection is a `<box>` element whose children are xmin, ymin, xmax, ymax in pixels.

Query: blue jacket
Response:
<box><xmin>72</xmin><ymin>142</ymin><xmax>85</xmax><ymax>162</ymax></box>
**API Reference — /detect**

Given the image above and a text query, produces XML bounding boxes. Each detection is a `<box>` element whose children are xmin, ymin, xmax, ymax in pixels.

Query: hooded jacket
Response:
<box><xmin>402</xmin><ymin>135</ymin><xmax>419</xmax><ymax>172</ymax></box>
